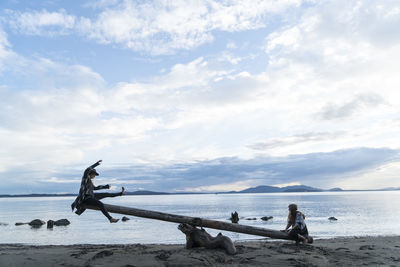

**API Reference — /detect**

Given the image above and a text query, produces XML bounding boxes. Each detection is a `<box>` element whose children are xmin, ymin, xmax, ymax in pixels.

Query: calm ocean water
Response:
<box><xmin>0</xmin><ymin>191</ymin><xmax>399</xmax><ymax>245</ymax></box>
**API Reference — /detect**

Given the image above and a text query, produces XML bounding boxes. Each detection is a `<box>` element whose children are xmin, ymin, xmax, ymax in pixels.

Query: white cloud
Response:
<box><xmin>332</xmin><ymin>161</ymin><xmax>400</xmax><ymax>190</ymax></box>
<box><xmin>7</xmin><ymin>9</ymin><xmax>76</xmax><ymax>35</ymax></box>
<box><xmin>218</xmin><ymin>51</ymin><xmax>242</xmax><ymax>65</ymax></box>
<box><xmin>6</xmin><ymin>0</ymin><xmax>304</xmax><ymax>54</ymax></box>
<box><xmin>80</xmin><ymin>0</ymin><xmax>304</xmax><ymax>54</ymax></box>
<box><xmin>0</xmin><ymin>27</ymin><xmax>19</xmax><ymax>71</ymax></box>
<box><xmin>249</xmin><ymin>132</ymin><xmax>347</xmax><ymax>151</ymax></box>
<box><xmin>1</xmin><ymin>0</ymin><xmax>400</xmax><ymax>193</ymax></box>
<box><xmin>259</xmin><ymin>0</ymin><xmax>400</xmax><ymax>142</ymax></box>
<box><xmin>318</xmin><ymin>93</ymin><xmax>386</xmax><ymax>120</ymax></box>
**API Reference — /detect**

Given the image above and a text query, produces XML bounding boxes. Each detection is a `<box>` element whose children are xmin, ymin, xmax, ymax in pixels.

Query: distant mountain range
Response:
<box><xmin>229</xmin><ymin>185</ymin><xmax>326</xmax><ymax>193</ymax></box>
<box><xmin>1</xmin><ymin>185</ymin><xmax>400</xmax><ymax>198</ymax></box>
<box><xmin>221</xmin><ymin>184</ymin><xmax>342</xmax><ymax>194</ymax></box>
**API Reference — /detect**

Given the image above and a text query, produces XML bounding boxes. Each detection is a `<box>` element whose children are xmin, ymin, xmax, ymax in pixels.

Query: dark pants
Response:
<box><xmin>289</xmin><ymin>226</ymin><xmax>308</xmax><ymax>241</ymax></box>
<box><xmin>82</xmin><ymin>192</ymin><xmax>121</xmax><ymax>220</ymax></box>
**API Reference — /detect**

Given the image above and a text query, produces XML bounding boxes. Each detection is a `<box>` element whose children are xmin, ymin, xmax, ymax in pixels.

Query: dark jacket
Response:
<box><xmin>71</xmin><ymin>162</ymin><xmax>109</xmax><ymax>215</ymax></box>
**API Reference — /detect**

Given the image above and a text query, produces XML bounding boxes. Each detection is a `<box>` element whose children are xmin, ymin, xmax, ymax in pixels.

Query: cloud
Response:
<box><xmin>86</xmin><ymin>147</ymin><xmax>400</xmax><ymax>191</ymax></box>
<box><xmin>183</xmin><ymin>180</ymin><xmax>259</xmax><ymax>193</ymax></box>
<box><xmin>264</xmin><ymin>0</ymin><xmax>400</xmax><ymax>85</ymax></box>
<box><xmin>81</xmin><ymin>0</ymin><xmax>305</xmax><ymax>54</ymax></box>
<box><xmin>5</xmin><ymin>0</ymin><xmax>304</xmax><ymax>54</ymax></box>
<box><xmin>248</xmin><ymin>131</ymin><xmax>347</xmax><ymax>150</ymax></box>
<box><xmin>0</xmin><ymin>27</ymin><xmax>19</xmax><ymax>71</ymax></box>
<box><xmin>2</xmin><ymin>147</ymin><xmax>397</xmax><ymax>194</ymax></box>
<box><xmin>1</xmin><ymin>1</ymin><xmax>400</xmax><ymax>194</ymax></box>
<box><xmin>6</xmin><ymin>9</ymin><xmax>76</xmax><ymax>35</ymax></box>
<box><xmin>318</xmin><ymin>93</ymin><xmax>386</xmax><ymax>120</ymax></box>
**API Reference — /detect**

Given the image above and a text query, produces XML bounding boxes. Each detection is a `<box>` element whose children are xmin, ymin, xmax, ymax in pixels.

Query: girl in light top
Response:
<box><xmin>283</xmin><ymin>203</ymin><xmax>309</xmax><ymax>244</ymax></box>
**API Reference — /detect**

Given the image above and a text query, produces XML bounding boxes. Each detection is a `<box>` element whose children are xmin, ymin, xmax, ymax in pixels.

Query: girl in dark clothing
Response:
<box><xmin>71</xmin><ymin>160</ymin><xmax>125</xmax><ymax>223</ymax></box>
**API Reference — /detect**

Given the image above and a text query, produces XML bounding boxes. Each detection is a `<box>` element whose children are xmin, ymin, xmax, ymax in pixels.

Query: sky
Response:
<box><xmin>0</xmin><ymin>0</ymin><xmax>400</xmax><ymax>194</ymax></box>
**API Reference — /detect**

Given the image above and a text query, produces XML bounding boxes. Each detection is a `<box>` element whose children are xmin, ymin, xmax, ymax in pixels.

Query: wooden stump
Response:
<box><xmin>230</xmin><ymin>211</ymin><xmax>239</xmax><ymax>223</ymax></box>
<box><xmin>178</xmin><ymin>223</ymin><xmax>236</xmax><ymax>255</ymax></box>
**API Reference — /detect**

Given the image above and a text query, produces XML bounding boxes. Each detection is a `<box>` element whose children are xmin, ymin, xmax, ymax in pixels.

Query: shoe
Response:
<box><xmin>109</xmin><ymin>218</ymin><xmax>119</xmax><ymax>223</ymax></box>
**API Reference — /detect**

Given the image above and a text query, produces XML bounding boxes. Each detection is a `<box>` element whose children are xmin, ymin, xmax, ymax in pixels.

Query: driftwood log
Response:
<box><xmin>178</xmin><ymin>223</ymin><xmax>236</xmax><ymax>255</ymax></box>
<box><xmin>84</xmin><ymin>203</ymin><xmax>294</xmax><ymax>240</ymax></box>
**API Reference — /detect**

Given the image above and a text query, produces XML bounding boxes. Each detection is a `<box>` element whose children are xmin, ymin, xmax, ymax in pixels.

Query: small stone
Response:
<box><xmin>328</xmin><ymin>217</ymin><xmax>338</xmax><ymax>221</ymax></box>
<box><xmin>121</xmin><ymin>216</ymin><xmax>130</xmax><ymax>222</ymax></box>
<box><xmin>54</xmin><ymin>219</ymin><xmax>70</xmax><ymax>226</ymax></box>
<box><xmin>261</xmin><ymin>216</ymin><xmax>273</xmax><ymax>221</ymax></box>
<box><xmin>156</xmin><ymin>251</ymin><xmax>171</xmax><ymax>260</ymax></box>
<box><xmin>28</xmin><ymin>219</ymin><xmax>45</xmax><ymax>227</ymax></box>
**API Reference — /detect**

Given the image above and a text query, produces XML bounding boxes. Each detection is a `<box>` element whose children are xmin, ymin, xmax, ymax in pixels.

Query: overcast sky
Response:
<box><xmin>1</xmin><ymin>0</ymin><xmax>399</xmax><ymax>194</ymax></box>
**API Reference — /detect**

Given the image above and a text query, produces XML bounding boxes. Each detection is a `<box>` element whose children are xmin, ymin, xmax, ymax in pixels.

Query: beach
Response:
<box><xmin>1</xmin><ymin>236</ymin><xmax>400</xmax><ymax>266</ymax></box>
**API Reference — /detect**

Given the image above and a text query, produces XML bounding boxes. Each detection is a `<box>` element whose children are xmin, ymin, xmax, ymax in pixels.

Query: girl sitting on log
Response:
<box><xmin>282</xmin><ymin>203</ymin><xmax>310</xmax><ymax>244</ymax></box>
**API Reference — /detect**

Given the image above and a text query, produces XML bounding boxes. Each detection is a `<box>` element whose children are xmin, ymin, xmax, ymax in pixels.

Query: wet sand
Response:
<box><xmin>1</xmin><ymin>236</ymin><xmax>400</xmax><ymax>266</ymax></box>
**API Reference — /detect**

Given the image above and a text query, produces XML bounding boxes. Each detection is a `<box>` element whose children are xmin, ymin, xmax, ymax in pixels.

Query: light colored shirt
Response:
<box><xmin>295</xmin><ymin>211</ymin><xmax>306</xmax><ymax>230</ymax></box>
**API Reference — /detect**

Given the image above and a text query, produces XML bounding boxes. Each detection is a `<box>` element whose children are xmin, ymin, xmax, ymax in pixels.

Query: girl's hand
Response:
<box><xmin>97</xmin><ymin>160</ymin><xmax>103</xmax><ymax>164</ymax></box>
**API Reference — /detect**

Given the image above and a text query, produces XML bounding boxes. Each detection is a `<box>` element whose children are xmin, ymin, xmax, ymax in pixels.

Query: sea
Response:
<box><xmin>0</xmin><ymin>191</ymin><xmax>399</xmax><ymax>245</ymax></box>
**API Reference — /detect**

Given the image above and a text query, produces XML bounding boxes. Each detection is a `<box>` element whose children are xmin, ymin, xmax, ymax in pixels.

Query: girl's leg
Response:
<box><xmin>288</xmin><ymin>228</ymin><xmax>300</xmax><ymax>241</ymax></box>
<box><xmin>297</xmin><ymin>234</ymin><xmax>308</xmax><ymax>243</ymax></box>
<box><xmin>94</xmin><ymin>187</ymin><xmax>125</xmax><ymax>200</ymax></box>
<box><xmin>94</xmin><ymin>192</ymin><xmax>121</xmax><ymax>200</ymax></box>
<box><xmin>83</xmin><ymin>198</ymin><xmax>115</xmax><ymax>221</ymax></box>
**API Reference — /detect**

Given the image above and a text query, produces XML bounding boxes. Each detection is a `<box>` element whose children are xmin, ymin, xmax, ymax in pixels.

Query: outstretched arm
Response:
<box><xmin>94</xmin><ymin>184</ymin><xmax>110</xmax><ymax>190</ymax></box>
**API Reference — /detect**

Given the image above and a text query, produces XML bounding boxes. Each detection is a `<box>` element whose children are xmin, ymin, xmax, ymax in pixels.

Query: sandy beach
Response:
<box><xmin>1</xmin><ymin>236</ymin><xmax>400</xmax><ymax>266</ymax></box>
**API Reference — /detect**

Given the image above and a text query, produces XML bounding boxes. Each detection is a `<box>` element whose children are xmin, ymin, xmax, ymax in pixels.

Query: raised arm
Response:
<box><xmin>83</xmin><ymin>160</ymin><xmax>102</xmax><ymax>177</ymax></box>
<box><xmin>89</xmin><ymin>160</ymin><xmax>102</xmax><ymax>169</ymax></box>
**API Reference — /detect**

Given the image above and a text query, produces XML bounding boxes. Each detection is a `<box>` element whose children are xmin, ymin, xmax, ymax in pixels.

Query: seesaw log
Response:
<box><xmin>84</xmin><ymin>203</ymin><xmax>292</xmax><ymax>240</ymax></box>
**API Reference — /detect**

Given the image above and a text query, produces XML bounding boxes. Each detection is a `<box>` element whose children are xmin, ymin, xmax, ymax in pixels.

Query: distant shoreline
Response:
<box><xmin>1</xmin><ymin>188</ymin><xmax>399</xmax><ymax>198</ymax></box>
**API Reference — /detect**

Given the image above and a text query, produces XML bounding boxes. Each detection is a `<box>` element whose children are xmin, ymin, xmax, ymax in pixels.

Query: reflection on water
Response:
<box><xmin>0</xmin><ymin>191</ymin><xmax>399</xmax><ymax>245</ymax></box>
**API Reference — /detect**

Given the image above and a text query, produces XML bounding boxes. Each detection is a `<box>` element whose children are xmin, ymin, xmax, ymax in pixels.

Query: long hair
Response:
<box><xmin>287</xmin><ymin>203</ymin><xmax>305</xmax><ymax>226</ymax></box>
<box><xmin>287</xmin><ymin>204</ymin><xmax>298</xmax><ymax>226</ymax></box>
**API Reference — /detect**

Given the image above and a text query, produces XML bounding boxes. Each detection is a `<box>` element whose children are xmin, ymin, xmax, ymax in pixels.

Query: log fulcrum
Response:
<box><xmin>84</xmin><ymin>203</ymin><xmax>294</xmax><ymax>240</ymax></box>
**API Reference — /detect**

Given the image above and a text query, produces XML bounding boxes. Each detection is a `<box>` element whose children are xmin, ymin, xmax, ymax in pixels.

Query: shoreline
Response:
<box><xmin>1</xmin><ymin>236</ymin><xmax>400</xmax><ymax>266</ymax></box>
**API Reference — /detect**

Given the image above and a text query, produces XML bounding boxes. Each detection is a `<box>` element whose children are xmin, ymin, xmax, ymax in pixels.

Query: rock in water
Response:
<box><xmin>47</xmin><ymin>220</ymin><xmax>54</xmax><ymax>229</ymax></box>
<box><xmin>261</xmin><ymin>216</ymin><xmax>273</xmax><ymax>221</ymax></box>
<box><xmin>54</xmin><ymin>219</ymin><xmax>70</xmax><ymax>226</ymax></box>
<box><xmin>29</xmin><ymin>219</ymin><xmax>45</xmax><ymax>227</ymax></box>
<box><xmin>122</xmin><ymin>216</ymin><xmax>130</xmax><ymax>222</ymax></box>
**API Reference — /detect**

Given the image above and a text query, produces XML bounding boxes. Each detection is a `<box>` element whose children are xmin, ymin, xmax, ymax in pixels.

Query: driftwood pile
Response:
<box><xmin>178</xmin><ymin>223</ymin><xmax>236</xmax><ymax>255</ymax></box>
